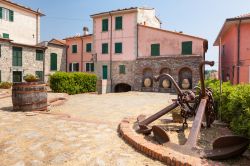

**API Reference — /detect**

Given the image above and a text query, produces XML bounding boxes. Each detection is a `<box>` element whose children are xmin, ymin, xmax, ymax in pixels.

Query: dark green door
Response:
<box><xmin>13</xmin><ymin>71</ymin><xmax>22</xmax><ymax>82</ymax></box>
<box><xmin>102</xmin><ymin>65</ymin><xmax>108</xmax><ymax>79</ymax></box>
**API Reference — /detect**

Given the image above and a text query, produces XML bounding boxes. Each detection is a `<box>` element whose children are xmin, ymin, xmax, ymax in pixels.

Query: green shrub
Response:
<box><xmin>0</xmin><ymin>82</ymin><xmax>12</xmax><ymax>89</ymax></box>
<box><xmin>49</xmin><ymin>72</ymin><xmax>97</xmax><ymax>95</ymax></box>
<box><xmin>205</xmin><ymin>79</ymin><xmax>250</xmax><ymax>138</ymax></box>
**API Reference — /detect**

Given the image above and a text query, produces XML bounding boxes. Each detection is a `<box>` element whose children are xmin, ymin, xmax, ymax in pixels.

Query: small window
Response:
<box><xmin>115</xmin><ymin>16</ymin><xmax>123</xmax><ymax>30</ymax></box>
<box><xmin>35</xmin><ymin>71</ymin><xmax>43</xmax><ymax>81</ymax></box>
<box><xmin>102</xmin><ymin>43</ymin><xmax>108</xmax><ymax>54</ymax></box>
<box><xmin>119</xmin><ymin>65</ymin><xmax>126</xmax><ymax>74</ymax></box>
<box><xmin>3</xmin><ymin>33</ymin><xmax>9</xmax><ymax>39</ymax></box>
<box><xmin>69</xmin><ymin>63</ymin><xmax>79</xmax><ymax>72</ymax></box>
<box><xmin>50</xmin><ymin>53</ymin><xmax>57</xmax><ymax>71</ymax></box>
<box><xmin>86</xmin><ymin>43</ymin><xmax>92</xmax><ymax>52</ymax></box>
<box><xmin>86</xmin><ymin>63</ymin><xmax>94</xmax><ymax>72</ymax></box>
<box><xmin>115</xmin><ymin>42</ymin><xmax>122</xmax><ymax>54</ymax></box>
<box><xmin>151</xmin><ymin>44</ymin><xmax>160</xmax><ymax>56</ymax></box>
<box><xmin>72</xmin><ymin>45</ymin><xmax>77</xmax><ymax>53</ymax></box>
<box><xmin>182</xmin><ymin>41</ymin><xmax>192</xmax><ymax>55</ymax></box>
<box><xmin>102</xmin><ymin>19</ymin><xmax>108</xmax><ymax>32</ymax></box>
<box><xmin>36</xmin><ymin>50</ymin><xmax>44</xmax><ymax>61</ymax></box>
<box><xmin>9</xmin><ymin>10</ymin><xmax>14</xmax><ymax>22</ymax></box>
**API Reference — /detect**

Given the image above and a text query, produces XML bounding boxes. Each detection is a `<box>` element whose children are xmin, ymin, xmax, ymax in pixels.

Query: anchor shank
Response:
<box><xmin>185</xmin><ymin>98</ymin><xmax>207</xmax><ymax>148</ymax></box>
<box><xmin>139</xmin><ymin>102</ymin><xmax>179</xmax><ymax>126</ymax></box>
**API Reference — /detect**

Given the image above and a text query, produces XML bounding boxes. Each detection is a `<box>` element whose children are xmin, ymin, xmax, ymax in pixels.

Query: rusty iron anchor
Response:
<box><xmin>151</xmin><ymin>61</ymin><xmax>250</xmax><ymax>160</ymax></box>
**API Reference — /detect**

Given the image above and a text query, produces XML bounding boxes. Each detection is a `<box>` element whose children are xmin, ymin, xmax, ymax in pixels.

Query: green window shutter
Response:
<box><xmin>86</xmin><ymin>63</ymin><xmax>90</xmax><ymax>72</ymax></box>
<box><xmin>50</xmin><ymin>53</ymin><xmax>57</xmax><ymax>71</ymax></box>
<box><xmin>102</xmin><ymin>65</ymin><xmax>108</xmax><ymax>79</ymax></box>
<box><xmin>35</xmin><ymin>71</ymin><xmax>43</xmax><ymax>81</ymax></box>
<box><xmin>36</xmin><ymin>50</ymin><xmax>44</xmax><ymax>61</ymax></box>
<box><xmin>115</xmin><ymin>16</ymin><xmax>122</xmax><ymax>30</ymax></box>
<box><xmin>151</xmin><ymin>44</ymin><xmax>160</xmax><ymax>56</ymax></box>
<box><xmin>102</xmin><ymin>43</ymin><xmax>108</xmax><ymax>54</ymax></box>
<box><xmin>0</xmin><ymin>7</ymin><xmax>2</xmax><ymax>19</ymax></box>
<box><xmin>9</xmin><ymin>10</ymin><xmax>14</xmax><ymax>22</ymax></box>
<box><xmin>119</xmin><ymin>65</ymin><xmax>125</xmax><ymax>74</ymax></box>
<box><xmin>12</xmin><ymin>47</ymin><xmax>22</xmax><ymax>66</ymax></box>
<box><xmin>3</xmin><ymin>33</ymin><xmax>9</xmax><ymax>39</ymax></box>
<box><xmin>115</xmin><ymin>42</ymin><xmax>122</xmax><ymax>54</ymax></box>
<box><xmin>182</xmin><ymin>41</ymin><xmax>192</xmax><ymax>55</ymax></box>
<box><xmin>102</xmin><ymin>19</ymin><xmax>108</xmax><ymax>32</ymax></box>
<box><xmin>86</xmin><ymin>43</ymin><xmax>92</xmax><ymax>52</ymax></box>
<box><xmin>69</xmin><ymin>63</ymin><xmax>72</xmax><ymax>72</ymax></box>
<box><xmin>72</xmin><ymin>45</ymin><xmax>77</xmax><ymax>53</ymax></box>
<box><xmin>91</xmin><ymin>63</ymin><xmax>94</xmax><ymax>72</ymax></box>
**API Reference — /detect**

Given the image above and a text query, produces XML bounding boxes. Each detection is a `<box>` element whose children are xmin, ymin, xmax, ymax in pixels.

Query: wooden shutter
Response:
<box><xmin>76</xmin><ymin>63</ymin><xmax>79</xmax><ymax>71</ymax></box>
<box><xmin>36</xmin><ymin>50</ymin><xmax>43</xmax><ymax>61</ymax></box>
<box><xmin>69</xmin><ymin>63</ymin><xmax>72</xmax><ymax>72</ymax></box>
<box><xmin>119</xmin><ymin>65</ymin><xmax>125</xmax><ymax>74</ymax></box>
<box><xmin>72</xmin><ymin>45</ymin><xmax>77</xmax><ymax>53</ymax></box>
<box><xmin>115</xmin><ymin>16</ymin><xmax>122</xmax><ymax>30</ymax></box>
<box><xmin>102</xmin><ymin>43</ymin><xmax>108</xmax><ymax>54</ymax></box>
<box><xmin>91</xmin><ymin>63</ymin><xmax>94</xmax><ymax>72</ymax></box>
<box><xmin>0</xmin><ymin>7</ymin><xmax>2</xmax><ymax>19</ymax></box>
<box><xmin>13</xmin><ymin>47</ymin><xmax>22</xmax><ymax>66</ymax></box>
<box><xmin>151</xmin><ymin>44</ymin><xmax>160</xmax><ymax>56</ymax></box>
<box><xmin>102</xmin><ymin>19</ymin><xmax>108</xmax><ymax>31</ymax></box>
<box><xmin>3</xmin><ymin>33</ymin><xmax>9</xmax><ymax>39</ymax></box>
<box><xmin>86</xmin><ymin>63</ymin><xmax>90</xmax><ymax>72</ymax></box>
<box><xmin>102</xmin><ymin>65</ymin><xmax>108</xmax><ymax>79</ymax></box>
<box><xmin>115</xmin><ymin>43</ymin><xmax>122</xmax><ymax>53</ymax></box>
<box><xmin>86</xmin><ymin>43</ymin><xmax>92</xmax><ymax>52</ymax></box>
<box><xmin>50</xmin><ymin>53</ymin><xmax>57</xmax><ymax>71</ymax></box>
<box><xmin>9</xmin><ymin>10</ymin><xmax>14</xmax><ymax>22</ymax></box>
<box><xmin>182</xmin><ymin>41</ymin><xmax>192</xmax><ymax>55</ymax></box>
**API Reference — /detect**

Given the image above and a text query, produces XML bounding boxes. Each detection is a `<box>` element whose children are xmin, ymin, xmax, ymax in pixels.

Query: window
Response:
<box><xmin>86</xmin><ymin>43</ymin><xmax>92</xmax><ymax>52</ymax></box>
<box><xmin>115</xmin><ymin>42</ymin><xmax>122</xmax><ymax>54</ymax></box>
<box><xmin>12</xmin><ymin>47</ymin><xmax>22</xmax><ymax>66</ymax></box>
<box><xmin>0</xmin><ymin>7</ymin><xmax>14</xmax><ymax>22</ymax></box>
<box><xmin>50</xmin><ymin>53</ymin><xmax>57</xmax><ymax>71</ymax></box>
<box><xmin>115</xmin><ymin>16</ymin><xmax>122</xmax><ymax>30</ymax></box>
<box><xmin>102</xmin><ymin>43</ymin><xmax>108</xmax><ymax>54</ymax></box>
<box><xmin>36</xmin><ymin>50</ymin><xmax>44</xmax><ymax>61</ymax></box>
<box><xmin>119</xmin><ymin>65</ymin><xmax>126</xmax><ymax>74</ymax></box>
<box><xmin>102</xmin><ymin>19</ymin><xmax>108</xmax><ymax>32</ymax></box>
<box><xmin>86</xmin><ymin>63</ymin><xmax>94</xmax><ymax>72</ymax></box>
<box><xmin>69</xmin><ymin>63</ymin><xmax>79</xmax><ymax>72</ymax></box>
<box><xmin>151</xmin><ymin>44</ymin><xmax>160</xmax><ymax>56</ymax></box>
<box><xmin>3</xmin><ymin>33</ymin><xmax>9</xmax><ymax>39</ymax></box>
<box><xmin>182</xmin><ymin>41</ymin><xmax>192</xmax><ymax>55</ymax></box>
<box><xmin>72</xmin><ymin>45</ymin><xmax>77</xmax><ymax>53</ymax></box>
<box><xmin>35</xmin><ymin>71</ymin><xmax>43</xmax><ymax>81</ymax></box>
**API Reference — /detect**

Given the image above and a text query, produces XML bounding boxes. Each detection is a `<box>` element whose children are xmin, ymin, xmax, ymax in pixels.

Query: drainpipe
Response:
<box><xmin>66</xmin><ymin>45</ymin><xmax>68</xmax><ymax>72</ymax></box>
<box><xmin>81</xmin><ymin>37</ymin><xmax>84</xmax><ymax>72</ymax></box>
<box><xmin>137</xmin><ymin>24</ymin><xmax>139</xmax><ymax>59</ymax></box>
<box><xmin>237</xmin><ymin>19</ymin><xmax>241</xmax><ymax>84</ymax></box>
<box><xmin>109</xmin><ymin>12</ymin><xmax>113</xmax><ymax>91</ymax></box>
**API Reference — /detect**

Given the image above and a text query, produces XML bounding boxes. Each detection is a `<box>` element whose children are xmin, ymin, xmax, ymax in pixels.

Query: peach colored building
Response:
<box><xmin>66</xmin><ymin>7</ymin><xmax>207</xmax><ymax>92</ymax></box>
<box><xmin>214</xmin><ymin>14</ymin><xmax>250</xmax><ymax>84</ymax></box>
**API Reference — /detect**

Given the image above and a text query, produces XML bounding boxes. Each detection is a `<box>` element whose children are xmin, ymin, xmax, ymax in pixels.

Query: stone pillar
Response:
<box><xmin>97</xmin><ymin>80</ymin><xmax>111</xmax><ymax>94</ymax></box>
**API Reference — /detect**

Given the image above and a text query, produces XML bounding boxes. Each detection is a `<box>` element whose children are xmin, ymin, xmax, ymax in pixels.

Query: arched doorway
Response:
<box><xmin>179</xmin><ymin>67</ymin><xmax>192</xmax><ymax>89</ymax></box>
<box><xmin>115</xmin><ymin>83</ymin><xmax>132</xmax><ymax>93</ymax></box>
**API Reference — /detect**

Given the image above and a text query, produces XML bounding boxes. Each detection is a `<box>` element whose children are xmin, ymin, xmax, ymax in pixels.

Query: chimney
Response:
<box><xmin>83</xmin><ymin>27</ymin><xmax>89</xmax><ymax>35</ymax></box>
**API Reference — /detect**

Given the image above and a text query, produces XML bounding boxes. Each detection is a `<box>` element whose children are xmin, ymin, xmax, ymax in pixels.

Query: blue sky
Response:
<box><xmin>13</xmin><ymin>0</ymin><xmax>250</xmax><ymax>69</ymax></box>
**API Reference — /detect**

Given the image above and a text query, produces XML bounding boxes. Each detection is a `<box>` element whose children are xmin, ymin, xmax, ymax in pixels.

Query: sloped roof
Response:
<box><xmin>63</xmin><ymin>34</ymin><xmax>92</xmax><ymax>40</ymax></box>
<box><xmin>214</xmin><ymin>13</ymin><xmax>250</xmax><ymax>46</ymax></box>
<box><xmin>1</xmin><ymin>0</ymin><xmax>45</xmax><ymax>16</ymax></box>
<box><xmin>49</xmin><ymin>39</ymin><xmax>66</xmax><ymax>46</ymax></box>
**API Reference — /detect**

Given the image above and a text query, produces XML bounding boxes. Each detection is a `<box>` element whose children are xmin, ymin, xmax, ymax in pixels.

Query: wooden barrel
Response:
<box><xmin>12</xmin><ymin>82</ymin><xmax>47</xmax><ymax>112</ymax></box>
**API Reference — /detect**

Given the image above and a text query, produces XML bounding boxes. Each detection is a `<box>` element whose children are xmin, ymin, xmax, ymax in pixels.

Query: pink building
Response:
<box><xmin>65</xmin><ymin>28</ymin><xmax>93</xmax><ymax>73</ymax></box>
<box><xmin>214</xmin><ymin>14</ymin><xmax>250</xmax><ymax>84</ymax></box>
<box><xmin>66</xmin><ymin>7</ymin><xmax>207</xmax><ymax>92</ymax></box>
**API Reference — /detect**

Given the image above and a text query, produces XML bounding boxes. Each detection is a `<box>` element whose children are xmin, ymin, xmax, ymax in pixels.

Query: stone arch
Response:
<box><xmin>159</xmin><ymin>68</ymin><xmax>171</xmax><ymax>89</ymax></box>
<box><xmin>179</xmin><ymin>67</ymin><xmax>192</xmax><ymax>89</ymax></box>
<box><xmin>142</xmin><ymin>68</ymin><xmax>153</xmax><ymax>87</ymax></box>
<box><xmin>115</xmin><ymin>83</ymin><xmax>132</xmax><ymax>93</ymax></box>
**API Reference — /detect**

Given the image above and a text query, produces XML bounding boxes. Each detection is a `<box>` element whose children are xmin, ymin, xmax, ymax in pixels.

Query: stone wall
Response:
<box><xmin>44</xmin><ymin>44</ymin><xmax>67</xmax><ymax>83</ymax></box>
<box><xmin>0</xmin><ymin>41</ymin><xmax>12</xmax><ymax>82</ymax></box>
<box><xmin>134</xmin><ymin>56</ymin><xmax>203</xmax><ymax>92</ymax></box>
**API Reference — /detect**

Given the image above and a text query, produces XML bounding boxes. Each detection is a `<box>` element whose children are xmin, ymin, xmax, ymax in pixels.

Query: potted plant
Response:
<box><xmin>23</xmin><ymin>74</ymin><xmax>39</xmax><ymax>82</ymax></box>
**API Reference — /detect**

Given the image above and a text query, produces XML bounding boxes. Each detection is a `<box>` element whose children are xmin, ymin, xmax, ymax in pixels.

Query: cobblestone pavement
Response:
<box><xmin>0</xmin><ymin>92</ymin><xmax>175</xmax><ymax>166</ymax></box>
